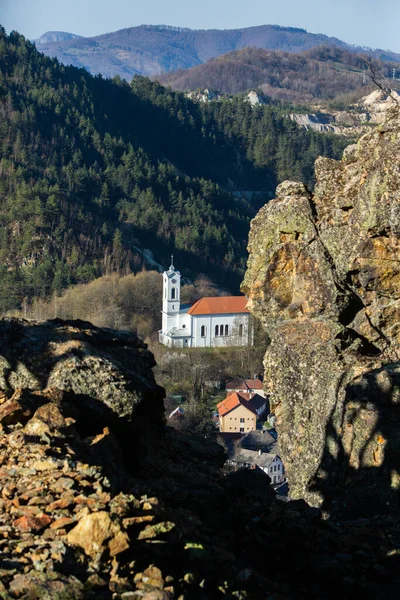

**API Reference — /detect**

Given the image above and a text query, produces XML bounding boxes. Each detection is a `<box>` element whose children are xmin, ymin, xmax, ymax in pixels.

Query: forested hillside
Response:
<box><xmin>0</xmin><ymin>28</ymin><xmax>349</xmax><ymax>311</ymax></box>
<box><xmin>158</xmin><ymin>46</ymin><xmax>400</xmax><ymax>103</ymax></box>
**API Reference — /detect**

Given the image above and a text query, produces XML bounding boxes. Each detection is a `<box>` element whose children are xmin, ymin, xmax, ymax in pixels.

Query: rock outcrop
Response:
<box><xmin>243</xmin><ymin>108</ymin><xmax>400</xmax><ymax>518</ymax></box>
<box><xmin>289</xmin><ymin>89</ymin><xmax>400</xmax><ymax>136</ymax></box>
<box><xmin>0</xmin><ymin>318</ymin><xmax>165</xmax><ymax>463</ymax></box>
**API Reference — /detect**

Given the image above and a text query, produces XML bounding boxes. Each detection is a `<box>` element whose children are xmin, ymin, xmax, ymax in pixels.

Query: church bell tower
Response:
<box><xmin>161</xmin><ymin>256</ymin><xmax>181</xmax><ymax>335</ymax></box>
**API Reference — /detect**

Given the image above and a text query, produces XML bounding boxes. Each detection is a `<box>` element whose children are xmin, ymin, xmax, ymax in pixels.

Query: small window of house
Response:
<box><xmin>240</xmin><ymin>418</ymin><xmax>245</xmax><ymax>423</ymax></box>
<box><xmin>201</xmin><ymin>325</ymin><xmax>206</xmax><ymax>337</ymax></box>
<box><xmin>239</xmin><ymin>324</ymin><xmax>243</xmax><ymax>336</ymax></box>
<box><xmin>225</xmin><ymin>324</ymin><xmax>229</xmax><ymax>336</ymax></box>
<box><xmin>219</xmin><ymin>325</ymin><xmax>224</xmax><ymax>336</ymax></box>
<box><xmin>215</xmin><ymin>325</ymin><xmax>219</xmax><ymax>336</ymax></box>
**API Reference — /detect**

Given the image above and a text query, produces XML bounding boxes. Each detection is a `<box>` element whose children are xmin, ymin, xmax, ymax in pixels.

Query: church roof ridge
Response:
<box><xmin>187</xmin><ymin>296</ymin><xmax>249</xmax><ymax>316</ymax></box>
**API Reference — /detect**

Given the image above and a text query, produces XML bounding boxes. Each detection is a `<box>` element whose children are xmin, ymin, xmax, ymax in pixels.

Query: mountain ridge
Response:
<box><xmin>34</xmin><ymin>23</ymin><xmax>400</xmax><ymax>79</ymax></box>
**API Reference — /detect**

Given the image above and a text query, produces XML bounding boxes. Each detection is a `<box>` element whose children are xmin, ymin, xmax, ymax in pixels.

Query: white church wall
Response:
<box><xmin>230</xmin><ymin>315</ymin><xmax>252</xmax><ymax>347</ymax></box>
<box><xmin>191</xmin><ymin>314</ymin><xmax>250</xmax><ymax>348</ymax></box>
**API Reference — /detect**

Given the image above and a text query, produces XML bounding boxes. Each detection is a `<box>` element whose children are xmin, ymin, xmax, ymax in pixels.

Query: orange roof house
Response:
<box><xmin>217</xmin><ymin>392</ymin><xmax>257</xmax><ymax>417</ymax></box>
<box><xmin>217</xmin><ymin>392</ymin><xmax>266</xmax><ymax>434</ymax></box>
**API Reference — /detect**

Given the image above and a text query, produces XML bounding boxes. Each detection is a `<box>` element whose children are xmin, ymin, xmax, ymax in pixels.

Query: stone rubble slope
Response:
<box><xmin>243</xmin><ymin>105</ymin><xmax>400</xmax><ymax>518</ymax></box>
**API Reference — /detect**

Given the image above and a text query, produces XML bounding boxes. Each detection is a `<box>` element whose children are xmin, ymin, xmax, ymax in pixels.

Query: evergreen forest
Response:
<box><xmin>0</xmin><ymin>27</ymin><xmax>350</xmax><ymax>311</ymax></box>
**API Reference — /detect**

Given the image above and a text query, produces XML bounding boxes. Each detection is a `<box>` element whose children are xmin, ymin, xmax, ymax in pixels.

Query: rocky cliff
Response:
<box><xmin>289</xmin><ymin>90</ymin><xmax>400</xmax><ymax>136</ymax></box>
<box><xmin>243</xmin><ymin>106</ymin><xmax>400</xmax><ymax>519</ymax></box>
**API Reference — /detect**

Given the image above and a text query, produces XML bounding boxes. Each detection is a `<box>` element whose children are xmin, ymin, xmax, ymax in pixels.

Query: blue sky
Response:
<box><xmin>1</xmin><ymin>0</ymin><xmax>399</xmax><ymax>53</ymax></box>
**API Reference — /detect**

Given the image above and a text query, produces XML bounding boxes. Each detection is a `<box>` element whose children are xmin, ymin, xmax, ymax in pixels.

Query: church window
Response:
<box><xmin>239</xmin><ymin>324</ymin><xmax>243</xmax><ymax>336</ymax></box>
<box><xmin>219</xmin><ymin>325</ymin><xmax>224</xmax><ymax>336</ymax></box>
<box><xmin>201</xmin><ymin>325</ymin><xmax>206</xmax><ymax>337</ymax></box>
<box><xmin>182</xmin><ymin>324</ymin><xmax>186</xmax><ymax>329</ymax></box>
<box><xmin>225</xmin><ymin>324</ymin><xmax>229</xmax><ymax>336</ymax></box>
<box><xmin>171</xmin><ymin>287</ymin><xmax>176</xmax><ymax>300</ymax></box>
<box><xmin>215</xmin><ymin>325</ymin><xmax>219</xmax><ymax>336</ymax></box>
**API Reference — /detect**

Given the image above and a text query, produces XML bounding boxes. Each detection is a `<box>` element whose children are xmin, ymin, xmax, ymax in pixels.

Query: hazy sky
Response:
<box><xmin>1</xmin><ymin>0</ymin><xmax>399</xmax><ymax>53</ymax></box>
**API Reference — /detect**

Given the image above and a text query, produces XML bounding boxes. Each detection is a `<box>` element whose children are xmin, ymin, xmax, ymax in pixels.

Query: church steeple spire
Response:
<box><xmin>170</xmin><ymin>254</ymin><xmax>174</xmax><ymax>270</ymax></box>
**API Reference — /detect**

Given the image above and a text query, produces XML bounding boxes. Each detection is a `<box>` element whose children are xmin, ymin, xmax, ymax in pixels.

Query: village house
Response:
<box><xmin>234</xmin><ymin>449</ymin><xmax>285</xmax><ymax>485</ymax></box>
<box><xmin>236</xmin><ymin>392</ymin><xmax>268</xmax><ymax>417</ymax></box>
<box><xmin>225</xmin><ymin>376</ymin><xmax>266</xmax><ymax>398</ymax></box>
<box><xmin>158</xmin><ymin>259</ymin><xmax>252</xmax><ymax>348</ymax></box>
<box><xmin>240</xmin><ymin>429</ymin><xmax>277</xmax><ymax>453</ymax></box>
<box><xmin>217</xmin><ymin>392</ymin><xmax>267</xmax><ymax>433</ymax></box>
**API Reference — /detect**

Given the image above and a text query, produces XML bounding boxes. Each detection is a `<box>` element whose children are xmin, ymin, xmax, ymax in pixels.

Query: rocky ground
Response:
<box><xmin>0</xmin><ymin>319</ymin><xmax>399</xmax><ymax>598</ymax></box>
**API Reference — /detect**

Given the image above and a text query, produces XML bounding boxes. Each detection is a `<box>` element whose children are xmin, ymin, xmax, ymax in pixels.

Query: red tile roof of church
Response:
<box><xmin>187</xmin><ymin>296</ymin><xmax>249</xmax><ymax>316</ymax></box>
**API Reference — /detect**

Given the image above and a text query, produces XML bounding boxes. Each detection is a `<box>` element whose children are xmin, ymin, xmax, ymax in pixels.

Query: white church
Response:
<box><xmin>158</xmin><ymin>259</ymin><xmax>252</xmax><ymax>348</ymax></box>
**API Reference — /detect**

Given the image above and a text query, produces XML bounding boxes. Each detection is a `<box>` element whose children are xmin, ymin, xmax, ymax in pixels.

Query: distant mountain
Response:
<box><xmin>157</xmin><ymin>46</ymin><xmax>400</xmax><ymax>104</ymax></box>
<box><xmin>35</xmin><ymin>31</ymin><xmax>82</xmax><ymax>44</ymax></box>
<box><xmin>35</xmin><ymin>24</ymin><xmax>400</xmax><ymax>79</ymax></box>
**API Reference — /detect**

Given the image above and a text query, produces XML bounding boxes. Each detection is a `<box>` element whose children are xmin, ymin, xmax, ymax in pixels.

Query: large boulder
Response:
<box><xmin>0</xmin><ymin>318</ymin><xmax>165</xmax><ymax>460</ymax></box>
<box><xmin>242</xmin><ymin>108</ymin><xmax>400</xmax><ymax>518</ymax></box>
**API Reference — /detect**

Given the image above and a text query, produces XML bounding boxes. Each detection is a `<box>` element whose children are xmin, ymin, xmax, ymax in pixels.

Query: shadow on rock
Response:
<box><xmin>310</xmin><ymin>362</ymin><xmax>400</xmax><ymax>520</ymax></box>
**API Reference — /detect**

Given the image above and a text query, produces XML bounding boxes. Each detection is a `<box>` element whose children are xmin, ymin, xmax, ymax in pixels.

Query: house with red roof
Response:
<box><xmin>217</xmin><ymin>392</ymin><xmax>266</xmax><ymax>433</ymax></box>
<box><xmin>158</xmin><ymin>258</ymin><xmax>252</xmax><ymax>348</ymax></box>
<box><xmin>225</xmin><ymin>376</ymin><xmax>266</xmax><ymax>398</ymax></box>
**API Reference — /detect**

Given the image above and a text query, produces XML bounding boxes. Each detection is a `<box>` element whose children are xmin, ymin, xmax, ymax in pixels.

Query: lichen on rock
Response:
<box><xmin>0</xmin><ymin>318</ymin><xmax>165</xmax><ymax>459</ymax></box>
<box><xmin>243</xmin><ymin>107</ymin><xmax>400</xmax><ymax>517</ymax></box>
